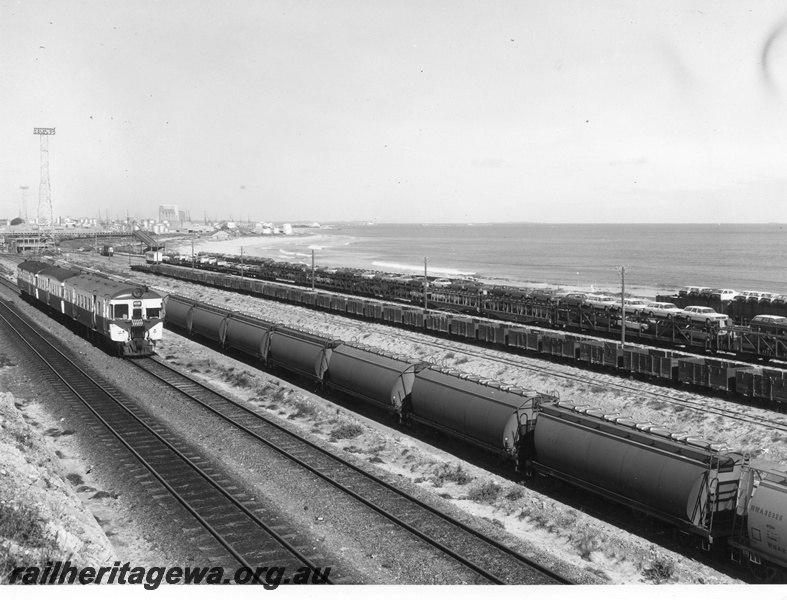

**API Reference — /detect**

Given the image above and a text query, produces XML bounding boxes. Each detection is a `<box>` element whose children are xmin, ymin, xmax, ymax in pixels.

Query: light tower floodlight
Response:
<box><xmin>34</xmin><ymin>127</ymin><xmax>55</xmax><ymax>249</ymax></box>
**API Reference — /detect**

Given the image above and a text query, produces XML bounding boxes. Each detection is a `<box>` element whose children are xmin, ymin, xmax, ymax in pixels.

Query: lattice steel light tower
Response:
<box><xmin>19</xmin><ymin>186</ymin><xmax>29</xmax><ymax>223</ymax></box>
<box><xmin>34</xmin><ymin>127</ymin><xmax>56</xmax><ymax>246</ymax></box>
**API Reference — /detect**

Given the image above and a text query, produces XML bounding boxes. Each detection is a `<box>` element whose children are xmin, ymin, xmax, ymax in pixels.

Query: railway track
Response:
<box><xmin>3</xmin><ymin>264</ymin><xmax>784</xmax><ymax>449</ymax></box>
<box><xmin>142</xmin><ymin>259</ymin><xmax>787</xmax><ymax>368</ymax></box>
<box><xmin>0</xmin><ymin>255</ymin><xmax>762</xmax><ymax>582</ymax></box>
<box><xmin>0</xmin><ymin>274</ymin><xmax>571</xmax><ymax>583</ymax></box>
<box><xmin>6</xmin><ymin>252</ymin><xmax>787</xmax><ymax>402</ymax></box>
<box><xmin>284</xmin><ymin>299</ymin><xmax>787</xmax><ymax>434</ymax></box>
<box><xmin>130</xmin><ymin>356</ymin><xmax>571</xmax><ymax>585</ymax></box>
<box><xmin>0</xmin><ymin>296</ymin><xmax>337</xmax><ymax>583</ymax></box>
<box><xmin>385</xmin><ymin>327</ymin><xmax>787</xmax><ymax>435</ymax></box>
<box><xmin>292</xmin><ymin>305</ymin><xmax>763</xmax><ymax>582</ymax></box>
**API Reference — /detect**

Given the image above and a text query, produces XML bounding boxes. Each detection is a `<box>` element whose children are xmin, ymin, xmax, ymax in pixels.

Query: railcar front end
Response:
<box><xmin>64</xmin><ymin>274</ymin><xmax>164</xmax><ymax>357</ymax></box>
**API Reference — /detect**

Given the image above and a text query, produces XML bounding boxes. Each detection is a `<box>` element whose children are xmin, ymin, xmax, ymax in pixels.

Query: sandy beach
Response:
<box><xmin>168</xmin><ymin>234</ymin><xmax>669</xmax><ymax>301</ymax></box>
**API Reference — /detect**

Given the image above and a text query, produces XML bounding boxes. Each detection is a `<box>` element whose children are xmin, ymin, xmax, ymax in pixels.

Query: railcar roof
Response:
<box><xmin>18</xmin><ymin>260</ymin><xmax>56</xmax><ymax>274</ymax></box>
<box><xmin>64</xmin><ymin>274</ymin><xmax>161</xmax><ymax>300</ymax></box>
<box><xmin>40</xmin><ymin>267</ymin><xmax>82</xmax><ymax>282</ymax></box>
<box><xmin>23</xmin><ymin>262</ymin><xmax>81</xmax><ymax>282</ymax></box>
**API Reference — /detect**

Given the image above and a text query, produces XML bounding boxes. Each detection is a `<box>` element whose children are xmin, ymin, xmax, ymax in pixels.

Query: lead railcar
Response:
<box><xmin>17</xmin><ymin>261</ymin><xmax>164</xmax><ymax>357</ymax></box>
<box><xmin>63</xmin><ymin>273</ymin><xmax>164</xmax><ymax>356</ymax></box>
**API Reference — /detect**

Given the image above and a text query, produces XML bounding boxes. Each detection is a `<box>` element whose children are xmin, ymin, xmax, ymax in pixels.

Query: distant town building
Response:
<box><xmin>184</xmin><ymin>223</ymin><xmax>215</xmax><ymax>233</ymax></box>
<box><xmin>158</xmin><ymin>204</ymin><xmax>178</xmax><ymax>223</ymax></box>
<box><xmin>282</xmin><ymin>223</ymin><xmax>293</xmax><ymax>235</ymax></box>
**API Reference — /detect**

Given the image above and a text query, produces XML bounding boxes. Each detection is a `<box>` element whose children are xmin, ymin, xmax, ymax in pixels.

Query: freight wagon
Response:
<box><xmin>161</xmin><ymin>292</ymin><xmax>787</xmax><ymax>579</ymax></box>
<box><xmin>137</xmin><ymin>263</ymin><xmax>787</xmax><ymax>406</ymax></box>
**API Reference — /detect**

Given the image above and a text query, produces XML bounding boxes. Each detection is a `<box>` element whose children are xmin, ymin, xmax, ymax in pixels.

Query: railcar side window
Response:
<box><xmin>114</xmin><ymin>304</ymin><xmax>129</xmax><ymax>319</ymax></box>
<box><xmin>146</xmin><ymin>307</ymin><xmax>161</xmax><ymax>318</ymax></box>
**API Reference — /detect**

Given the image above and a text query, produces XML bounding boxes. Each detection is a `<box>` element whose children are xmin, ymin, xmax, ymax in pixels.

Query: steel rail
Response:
<box><xmin>0</xmin><ymin>298</ymin><xmax>331</xmax><ymax>582</ymax></box>
<box><xmin>392</xmin><ymin>331</ymin><xmax>787</xmax><ymax>434</ymax></box>
<box><xmin>132</xmin><ymin>356</ymin><xmax>571</xmax><ymax>585</ymax></box>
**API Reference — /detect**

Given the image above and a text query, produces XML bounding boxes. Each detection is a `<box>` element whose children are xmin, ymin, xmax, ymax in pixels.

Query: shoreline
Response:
<box><xmin>167</xmin><ymin>235</ymin><xmax>671</xmax><ymax>301</ymax></box>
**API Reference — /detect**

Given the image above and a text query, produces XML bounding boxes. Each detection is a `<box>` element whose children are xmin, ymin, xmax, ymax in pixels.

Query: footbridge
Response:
<box><xmin>133</xmin><ymin>230</ymin><xmax>165</xmax><ymax>250</ymax></box>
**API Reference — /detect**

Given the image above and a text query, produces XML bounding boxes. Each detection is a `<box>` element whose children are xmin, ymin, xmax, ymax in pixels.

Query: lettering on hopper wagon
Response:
<box><xmin>751</xmin><ymin>505</ymin><xmax>784</xmax><ymax>521</ymax></box>
<box><xmin>766</xmin><ymin>542</ymin><xmax>787</xmax><ymax>556</ymax></box>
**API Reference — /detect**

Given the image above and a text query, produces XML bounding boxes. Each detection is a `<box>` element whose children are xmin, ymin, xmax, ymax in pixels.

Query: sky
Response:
<box><xmin>2</xmin><ymin>1</ymin><xmax>787</xmax><ymax>224</ymax></box>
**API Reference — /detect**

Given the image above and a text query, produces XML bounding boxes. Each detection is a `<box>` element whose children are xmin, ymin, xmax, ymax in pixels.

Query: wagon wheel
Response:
<box><xmin>648</xmin><ymin>311</ymin><xmax>656</xmax><ymax>318</ymax></box>
<box><xmin>748</xmin><ymin>560</ymin><xmax>786</xmax><ymax>583</ymax></box>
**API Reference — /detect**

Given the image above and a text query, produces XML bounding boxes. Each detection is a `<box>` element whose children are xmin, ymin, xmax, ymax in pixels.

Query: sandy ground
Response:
<box><xmin>0</xmin><ymin>390</ymin><xmax>118</xmax><ymax>582</ymax></box>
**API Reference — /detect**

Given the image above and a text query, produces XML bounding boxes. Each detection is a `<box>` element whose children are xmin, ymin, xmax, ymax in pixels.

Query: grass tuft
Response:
<box><xmin>90</xmin><ymin>491</ymin><xmax>119</xmax><ymax>500</ymax></box>
<box><xmin>290</xmin><ymin>399</ymin><xmax>317</xmax><ymax>419</ymax></box>
<box><xmin>643</xmin><ymin>556</ymin><xmax>675</xmax><ymax>584</ymax></box>
<box><xmin>221</xmin><ymin>369</ymin><xmax>254</xmax><ymax>388</ymax></box>
<box><xmin>65</xmin><ymin>474</ymin><xmax>84</xmax><ymax>486</ymax></box>
<box><xmin>0</xmin><ymin>502</ymin><xmax>62</xmax><ymax>583</ymax></box>
<box><xmin>504</xmin><ymin>487</ymin><xmax>525</xmax><ymax>502</ymax></box>
<box><xmin>329</xmin><ymin>423</ymin><xmax>364</xmax><ymax>441</ymax></box>
<box><xmin>574</xmin><ymin>531</ymin><xmax>601</xmax><ymax>561</ymax></box>
<box><xmin>466</xmin><ymin>481</ymin><xmax>502</xmax><ymax>504</ymax></box>
<box><xmin>429</xmin><ymin>463</ymin><xmax>473</xmax><ymax>487</ymax></box>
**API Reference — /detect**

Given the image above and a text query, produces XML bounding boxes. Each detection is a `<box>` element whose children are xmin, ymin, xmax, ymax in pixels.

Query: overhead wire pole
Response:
<box><xmin>423</xmin><ymin>257</ymin><xmax>428</xmax><ymax>311</ymax></box>
<box><xmin>311</xmin><ymin>250</ymin><xmax>315</xmax><ymax>291</ymax></box>
<box><xmin>19</xmin><ymin>186</ymin><xmax>29</xmax><ymax>223</ymax></box>
<box><xmin>617</xmin><ymin>266</ymin><xmax>626</xmax><ymax>347</ymax></box>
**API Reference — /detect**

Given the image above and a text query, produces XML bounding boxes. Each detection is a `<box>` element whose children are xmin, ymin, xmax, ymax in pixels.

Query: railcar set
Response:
<box><xmin>16</xmin><ymin>260</ymin><xmax>164</xmax><ymax>356</ymax></box>
<box><xmin>165</xmin><ymin>292</ymin><xmax>787</xmax><ymax>580</ymax></box>
<box><xmin>134</xmin><ymin>260</ymin><xmax>787</xmax><ymax>405</ymax></box>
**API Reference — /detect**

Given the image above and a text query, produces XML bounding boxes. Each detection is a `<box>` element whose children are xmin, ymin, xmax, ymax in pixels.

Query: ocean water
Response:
<box><xmin>244</xmin><ymin>223</ymin><xmax>787</xmax><ymax>294</ymax></box>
